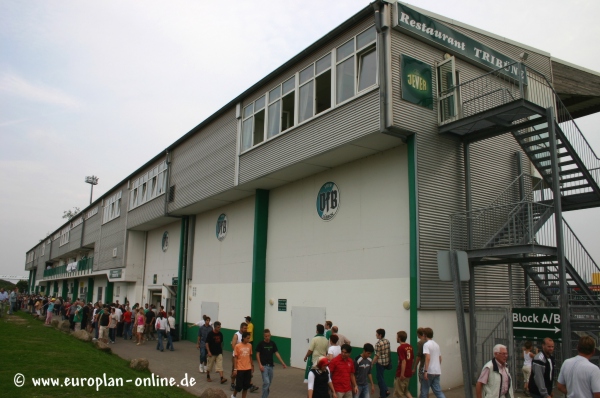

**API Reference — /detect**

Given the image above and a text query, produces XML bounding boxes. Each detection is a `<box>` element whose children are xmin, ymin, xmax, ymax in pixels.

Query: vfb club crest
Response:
<box><xmin>316</xmin><ymin>182</ymin><xmax>340</xmax><ymax>221</ymax></box>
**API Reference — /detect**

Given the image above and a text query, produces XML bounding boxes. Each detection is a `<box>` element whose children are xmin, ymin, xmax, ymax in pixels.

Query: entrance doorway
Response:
<box><xmin>290</xmin><ymin>306</ymin><xmax>326</xmax><ymax>368</ymax></box>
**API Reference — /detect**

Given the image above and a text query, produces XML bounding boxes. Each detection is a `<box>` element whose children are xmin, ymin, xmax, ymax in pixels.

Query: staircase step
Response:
<box><xmin>561</xmin><ymin>184</ymin><xmax>591</xmax><ymax>192</ymax></box>
<box><xmin>515</xmin><ymin>128</ymin><xmax>550</xmax><ymax>140</ymax></box>
<box><xmin>522</xmin><ymin>138</ymin><xmax>551</xmax><ymax>148</ymax></box>
<box><xmin>537</xmin><ymin>160</ymin><xmax>577</xmax><ymax>169</ymax></box>
<box><xmin>561</xmin><ymin>175</ymin><xmax>588</xmax><ymax>184</ymax></box>
<box><xmin>527</xmin><ymin>147</ymin><xmax>551</xmax><ymax>156</ymax></box>
<box><xmin>534</xmin><ymin>152</ymin><xmax>571</xmax><ymax>162</ymax></box>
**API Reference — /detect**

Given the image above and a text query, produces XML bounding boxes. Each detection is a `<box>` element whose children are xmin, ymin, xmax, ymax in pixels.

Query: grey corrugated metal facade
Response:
<box><xmin>168</xmin><ymin>109</ymin><xmax>238</xmax><ymax>212</ymax></box>
<box><xmin>389</xmin><ymin>3</ymin><xmax>551</xmax><ymax>308</ymax></box>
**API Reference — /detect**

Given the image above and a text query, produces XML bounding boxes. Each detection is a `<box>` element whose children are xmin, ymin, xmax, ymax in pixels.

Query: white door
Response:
<box><xmin>290</xmin><ymin>306</ymin><xmax>326</xmax><ymax>368</ymax></box>
<box><xmin>201</xmin><ymin>301</ymin><xmax>219</xmax><ymax>325</ymax></box>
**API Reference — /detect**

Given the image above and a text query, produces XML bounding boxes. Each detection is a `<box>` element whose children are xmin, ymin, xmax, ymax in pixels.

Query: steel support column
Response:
<box><xmin>465</xmin><ymin>142</ymin><xmax>477</xmax><ymax>383</ymax></box>
<box><xmin>450</xmin><ymin>250</ymin><xmax>473</xmax><ymax>398</ymax></box>
<box><xmin>515</xmin><ymin>152</ymin><xmax>531</xmax><ymax>307</ymax></box>
<box><xmin>546</xmin><ymin>106</ymin><xmax>571</xmax><ymax>358</ymax></box>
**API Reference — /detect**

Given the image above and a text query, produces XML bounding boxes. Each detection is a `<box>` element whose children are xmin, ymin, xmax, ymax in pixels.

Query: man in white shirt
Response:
<box><xmin>557</xmin><ymin>336</ymin><xmax>600</xmax><ymax>398</ymax></box>
<box><xmin>421</xmin><ymin>327</ymin><xmax>446</xmax><ymax>398</ymax></box>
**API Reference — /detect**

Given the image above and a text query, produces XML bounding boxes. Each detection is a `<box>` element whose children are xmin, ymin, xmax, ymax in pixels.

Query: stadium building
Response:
<box><xmin>24</xmin><ymin>0</ymin><xmax>600</xmax><ymax>390</ymax></box>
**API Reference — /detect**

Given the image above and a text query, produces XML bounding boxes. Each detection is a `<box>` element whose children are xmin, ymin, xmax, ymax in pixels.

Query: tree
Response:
<box><xmin>16</xmin><ymin>280</ymin><xmax>28</xmax><ymax>293</ymax></box>
<box><xmin>62</xmin><ymin>207</ymin><xmax>81</xmax><ymax>220</ymax></box>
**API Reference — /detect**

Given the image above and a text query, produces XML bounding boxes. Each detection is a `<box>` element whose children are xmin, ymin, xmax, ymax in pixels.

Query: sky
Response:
<box><xmin>1</xmin><ymin>0</ymin><xmax>600</xmax><ymax>280</ymax></box>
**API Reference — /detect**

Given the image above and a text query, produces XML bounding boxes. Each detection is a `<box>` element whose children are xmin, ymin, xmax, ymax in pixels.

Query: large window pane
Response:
<box><xmin>357</xmin><ymin>26</ymin><xmax>376</xmax><ymax>50</ymax></box>
<box><xmin>269</xmin><ymin>86</ymin><xmax>281</xmax><ymax>102</ymax></box>
<box><xmin>281</xmin><ymin>92</ymin><xmax>295</xmax><ymax>131</ymax></box>
<box><xmin>242</xmin><ymin>118</ymin><xmax>253</xmax><ymax>151</ymax></box>
<box><xmin>243</xmin><ymin>103</ymin><xmax>253</xmax><ymax>119</ymax></box>
<box><xmin>267</xmin><ymin>100</ymin><xmax>281</xmax><ymax>139</ymax></box>
<box><xmin>255</xmin><ymin>95</ymin><xmax>265</xmax><ymax>111</ymax></box>
<box><xmin>337</xmin><ymin>39</ymin><xmax>354</xmax><ymax>61</ymax></box>
<box><xmin>316</xmin><ymin>53</ymin><xmax>331</xmax><ymax>75</ymax></box>
<box><xmin>358</xmin><ymin>48</ymin><xmax>377</xmax><ymax>92</ymax></box>
<box><xmin>336</xmin><ymin>56</ymin><xmax>355</xmax><ymax>103</ymax></box>
<box><xmin>253</xmin><ymin>109</ymin><xmax>265</xmax><ymax>145</ymax></box>
<box><xmin>299</xmin><ymin>65</ymin><xmax>314</xmax><ymax>85</ymax></box>
<box><xmin>315</xmin><ymin>69</ymin><xmax>331</xmax><ymax>114</ymax></box>
<box><xmin>282</xmin><ymin>76</ymin><xmax>295</xmax><ymax>94</ymax></box>
<box><xmin>299</xmin><ymin>81</ymin><xmax>314</xmax><ymax>123</ymax></box>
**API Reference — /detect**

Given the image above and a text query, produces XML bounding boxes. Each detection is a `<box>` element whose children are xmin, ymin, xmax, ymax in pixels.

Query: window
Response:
<box><xmin>59</xmin><ymin>226</ymin><xmax>70</xmax><ymax>246</ymax></box>
<box><xmin>103</xmin><ymin>191</ymin><xmax>122</xmax><ymax>224</ymax></box>
<box><xmin>27</xmin><ymin>252</ymin><xmax>33</xmax><ymax>262</ymax></box>
<box><xmin>129</xmin><ymin>161</ymin><xmax>167</xmax><ymax>210</ymax></box>
<box><xmin>242</xmin><ymin>96</ymin><xmax>266</xmax><ymax>151</ymax></box>
<box><xmin>336</xmin><ymin>26</ymin><xmax>377</xmax><ymax>104</ymax></box>
<box><xmin>85</xmin><ymin>207</ymin><xmax>98</xmax><ymax>219</ymax></box>
<box><xmin>299</xmin><ymin>53</ymin><xmax>332</xmax><ymax>124</ymax></box>
<box><xmin>266</xmin><ymin>76</ymin><xmax>296</xmax><ymax>139</ymax></box>
<box><xmin>239</xmin><ymin>25</ymin><xmax>377</xmax><ymax>152</ymax></box>
<box><xmin>41</xmin><ymin>243</ymin><xmax>45</xmax><ymax>256</ymax></box>
<box><xmin>97</xmin><ymin>286</ymin><xmax>103</xmax><ymax>302</ymax></box>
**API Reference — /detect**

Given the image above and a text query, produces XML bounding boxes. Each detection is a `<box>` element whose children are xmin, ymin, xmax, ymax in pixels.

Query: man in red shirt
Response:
<box><xmin>395</xmin><ymin>331</ymin><xmax>414</xmax><ymax>398</ymax></box>
<box><xmin>329</xmin><ymin>344</ymin><xmax>358</xmax><ymax>398</ymax></box>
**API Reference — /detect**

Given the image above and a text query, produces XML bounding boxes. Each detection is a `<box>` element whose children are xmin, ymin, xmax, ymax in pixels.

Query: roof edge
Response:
<box><xmin>398</xmin><ymin>1</ymin><xmax>551</xmax><ymax>57</ymax></box>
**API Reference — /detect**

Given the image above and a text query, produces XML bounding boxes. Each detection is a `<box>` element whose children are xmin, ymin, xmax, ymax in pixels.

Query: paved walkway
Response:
<box><xmin>9</xmin><ymin>311</ymin><xmax>561</xmax><ymax>397</ymax></box>
<box><xmin>108</xmin><ymin>337</ymin><xmax>537</xmax><ymax>398</ymax></box>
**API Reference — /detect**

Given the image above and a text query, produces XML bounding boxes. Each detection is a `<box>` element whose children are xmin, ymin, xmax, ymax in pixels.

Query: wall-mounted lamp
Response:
<box><xmin>519</xmin><ymin>52</ymin><xmax>529</xmax><ymax>61</ymax></box>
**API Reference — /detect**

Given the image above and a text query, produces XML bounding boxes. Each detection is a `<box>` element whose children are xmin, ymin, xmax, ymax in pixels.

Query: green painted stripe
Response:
<box><xmin>407</xmin><ymin>135</ymin><xmax>419</xmax><ymax>396</ymax></box>
<box><xmin>251</xmin><ymin>190</ymin><xmax>269</xmax><ymax>339</ymax></box>
<box><xmin>105</xmin><ymin>281</ymin><xmax>114</xmax><ymax>303</ymax></box>
<box><xmin>176</xmin><ymin>217</ymin><xmax>187</xmax><ymax>338</ymax></box>
<box><xmin>87</xmin><ymin>278</ymin><xmax>94</xmax><ymax>303</ymax></box>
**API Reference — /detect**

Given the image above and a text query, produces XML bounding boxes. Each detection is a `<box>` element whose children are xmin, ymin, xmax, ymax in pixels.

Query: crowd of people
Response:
<box><xmin>4</xmin><ymin>289</ymin><xmax>599</xmax><ymax>398</ymax></box>
<box><xmin>1</xmin><ymin>290</ymin><xmax>178</xmax><ymax>353</ymax></box>
<box><xmin>476</xmin><ymin>336</ymin><xmax>600</xmax><ymax>398</ymax></box>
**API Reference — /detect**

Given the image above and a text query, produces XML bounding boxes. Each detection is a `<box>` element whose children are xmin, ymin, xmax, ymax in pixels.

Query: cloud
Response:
<box><xmin>0</xmin><ymin>72</ymin><xmax>81</xmax><ymax>109</ymax></box>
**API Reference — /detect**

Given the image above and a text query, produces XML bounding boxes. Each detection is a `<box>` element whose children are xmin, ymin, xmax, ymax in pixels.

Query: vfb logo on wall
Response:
<box><xmin>161</xmin><ymin>231</ymin><xmax>169</xmax><ymax>252</ymax></box>
<box><xmin>216</xmin><ymin>213</ymin><xmax>228</xmax><ymax>241</ymax></box>
<box><xmin>316</xmin><ymin>182</ymin><xmax>340</xmax><ymax>221</ymax></box>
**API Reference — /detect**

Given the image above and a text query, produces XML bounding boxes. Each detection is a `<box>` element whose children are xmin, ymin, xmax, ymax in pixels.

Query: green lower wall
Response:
<box><xmin>185</xmin><ymin>327</ymin><xmax>291</xmax><ymax>362</ymax></box>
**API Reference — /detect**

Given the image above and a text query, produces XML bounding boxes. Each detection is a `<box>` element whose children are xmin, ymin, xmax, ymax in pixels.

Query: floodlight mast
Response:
<box><xmin>85</xmin><ymin>176</ymin><xmax>99</xmax><ymax>205</ymax></box>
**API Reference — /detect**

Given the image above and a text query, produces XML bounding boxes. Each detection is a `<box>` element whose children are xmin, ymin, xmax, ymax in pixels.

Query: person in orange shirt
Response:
<box><xmin>232</xmin><ymin>332</ymin><xmax>255</xmax><ymax>398</ymax></box>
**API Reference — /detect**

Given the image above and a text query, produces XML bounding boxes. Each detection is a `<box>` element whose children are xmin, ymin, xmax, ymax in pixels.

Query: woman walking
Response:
<box><xmin>522</xmin><ymin>341</ymin><xmax>536</xmax><ymax>396</ymax></box>
<box><xmin>136</xmin><ymin>308</ymin><xmax>145</xmax><ymax>345</ymax></box>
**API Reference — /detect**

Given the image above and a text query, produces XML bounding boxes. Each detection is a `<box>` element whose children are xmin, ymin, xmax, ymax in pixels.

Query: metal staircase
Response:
<box><xmin>440</xmin><ymin>61</ymin><xmax>600</xmax><ymax>210</ymax></box>
<box><xmin>443</xmin><ymin>61</ymin><xmax>600</xmax><ymax>354</ymax></box>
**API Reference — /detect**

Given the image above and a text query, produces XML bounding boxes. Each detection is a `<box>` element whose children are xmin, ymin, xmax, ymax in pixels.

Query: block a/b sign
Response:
<box><xmin>512</xmin><ymin>308</ymin><xmax>562</xmax><ymax>341</ymax></box>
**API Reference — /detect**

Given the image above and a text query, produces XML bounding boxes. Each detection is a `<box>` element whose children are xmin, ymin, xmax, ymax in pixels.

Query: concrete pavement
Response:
<box><xmin>108</xmin><ymin>337</ymin><xmax>537</xmax><ymax>397</ymax></box>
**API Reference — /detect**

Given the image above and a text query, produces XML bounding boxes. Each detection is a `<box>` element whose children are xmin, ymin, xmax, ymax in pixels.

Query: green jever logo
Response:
<box><xmin>316</xmin><ymin>182</ymin><xmax>340</xmax><ymax>221</ymax></box>
<box><xmin>401</xmin><ymin>55</ymin><xmax>433</xmax><ymax>109</ymax></box>
<box><xmin>216</xmin><ymin>213</ymin><xmax>227</xmax><ymax>241</ymax></box>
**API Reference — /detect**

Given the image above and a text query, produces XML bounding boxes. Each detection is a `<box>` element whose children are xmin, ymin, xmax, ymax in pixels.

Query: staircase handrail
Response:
<box><xmin>523</xmin><ymin>64</ymin><xmax>600</xmax><ymax>162</ymax></box>
<box><xmin>450</xmin><ymin>201</ymin><xmax>553</xmax><ymax>250</ymax></box>
<box><xmin>562</xmin><ymin>218</ymin><xmax>600</xmax><ymax>286</ymax></box>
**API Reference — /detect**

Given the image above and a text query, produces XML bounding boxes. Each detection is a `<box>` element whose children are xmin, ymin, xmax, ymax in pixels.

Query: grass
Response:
<box><xmin>0</xmin><ymin>312</ymin><xmax>197</xmax><ymax>397</ymax></box>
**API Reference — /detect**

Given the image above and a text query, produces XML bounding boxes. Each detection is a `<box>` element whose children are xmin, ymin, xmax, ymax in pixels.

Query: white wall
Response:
<box><xmin>418</xmin><ymin>310</ymin><xmax>471</xmax><ymax>390</ymax></box>
<box><xmin>265</xmin><ymin>146</ymin><xmax>411</xmax><ymax>345</ymax></box>
<box><xmin>143</xmin><ymin>220</ymin><xmax>181</xmax><ymax>307</ymax></box>
<box><xmin>187</xmin><ymin>196</ymin><xmax>255</xmax><ymax>329</ymax></box>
